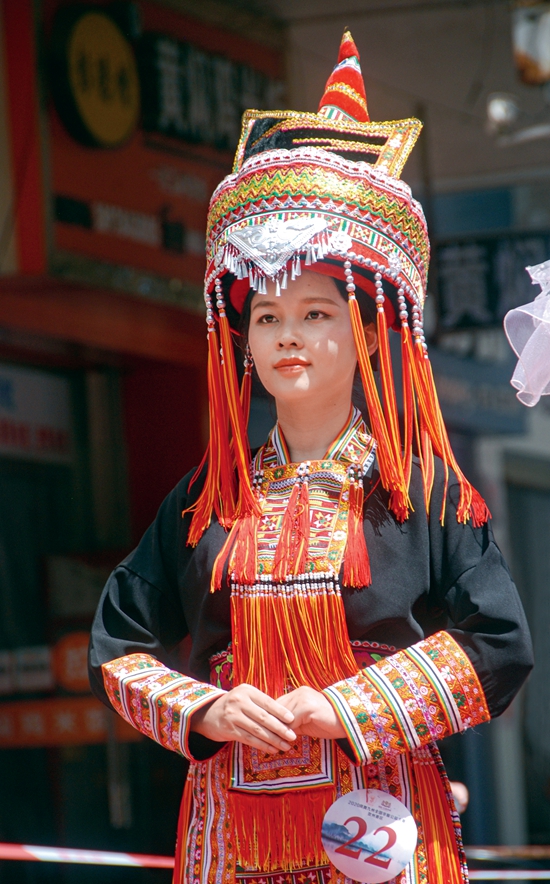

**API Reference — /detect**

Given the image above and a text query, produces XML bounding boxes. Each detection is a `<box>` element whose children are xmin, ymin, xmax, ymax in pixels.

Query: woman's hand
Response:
<box><xmin>277</xmin><ymin>686</ymin><xmax>346</xmax><ymax>740</ymax></box>
<box><xmin>191</xmin><ymin>684</ymin><xmax>297</xmax><ymax>754</ymax></box>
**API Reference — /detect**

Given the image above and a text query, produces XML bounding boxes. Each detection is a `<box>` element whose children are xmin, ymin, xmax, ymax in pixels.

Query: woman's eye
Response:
<box><xmin>258</xmin><ymin>313</ymin><xmax>277</xmax><ymax>324</ymax></box>
<box><xmin>306</xmin><ymin>310</ymin><xmax>327</xmax><ymax>320</ymax></box>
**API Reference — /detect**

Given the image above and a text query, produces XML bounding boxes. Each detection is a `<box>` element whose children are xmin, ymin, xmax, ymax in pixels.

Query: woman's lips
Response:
<box><xmin>273</xmin><ymin>358</ymin><xmax>310</xmax><ymax>374</ymax></box>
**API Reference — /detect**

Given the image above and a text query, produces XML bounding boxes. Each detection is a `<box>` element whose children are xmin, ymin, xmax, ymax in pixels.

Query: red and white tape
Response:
<box><xmin>1</xmin><ymin>842</ymin><xmax>550</xmax><ymax>878</ymax></box>
<box><xmin>0</xmin><ymin>842</ymin><xmax>174</xmax><ymax>868</ymax></box>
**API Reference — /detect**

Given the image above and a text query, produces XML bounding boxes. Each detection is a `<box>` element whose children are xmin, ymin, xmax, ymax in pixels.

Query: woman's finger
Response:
<box><xmin>232</xmin><ymin>729</ymin><xmax>288</xmax><ymax>754</ymax></box>
<box><xmin>240</xmin><ymin>695</ymin><xmax>296</xmax><ymax>743</ymax></box>
<box><xmin>226</xmin><ymin>708</ymin><xmax>293</xmax><ymax>751</ymax></box>
<box><xmin>244</xmin><ymin>685</ymin><xmax>295</xmax><ymax>724</ymax></box>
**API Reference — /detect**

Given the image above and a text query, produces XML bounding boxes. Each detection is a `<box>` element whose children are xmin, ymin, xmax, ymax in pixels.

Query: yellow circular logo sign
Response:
<box><xmin>60</xmin><ymin>11</ymin><xmax>140</xmax><ymax>148</ymax></box>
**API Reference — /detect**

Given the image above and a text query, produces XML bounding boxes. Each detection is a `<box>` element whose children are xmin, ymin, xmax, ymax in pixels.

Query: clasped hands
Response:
<box><xmin>191</xmin><ymin>683</ymin><xmax>346</xmax><ymax>754</ymax></box>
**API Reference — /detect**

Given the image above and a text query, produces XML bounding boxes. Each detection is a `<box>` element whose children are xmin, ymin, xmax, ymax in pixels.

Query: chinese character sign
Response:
<box><xmin>139</xmin><ymin>34</ymin><xmax>281</xmax><ymax>151</ymax></box>
<box><xmin>437</xmin><ymin>233</ymin><xmax>550</xmax><ymax>329</ymax></box>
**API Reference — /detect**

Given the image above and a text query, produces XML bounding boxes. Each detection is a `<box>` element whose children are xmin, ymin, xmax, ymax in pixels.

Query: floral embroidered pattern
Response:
<box><xmin>323</xmin><ymin>630</ymin><xmax>490</xmax><ymax>765</ymax></box>
<box><xmin>102</xmin><ymin>653</ymin><xmax>225</xmax><ymax>761</ymax></box>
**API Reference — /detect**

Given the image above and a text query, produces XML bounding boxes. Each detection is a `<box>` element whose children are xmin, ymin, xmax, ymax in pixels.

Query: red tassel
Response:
<box><xmin>272</xmin><ymin>482</ymin><xmax>301</xmax><ymax>583</ymax></box>
<box><xmin>218</xmin><ymin>309</ymin><xmax>260</xmax><ymax>521</ymax></box>
<box><xmin>405</xmin><ymin>330</ymin><xmax>490</xmax><ymax>526</ymax></box>
<box><xmin>229</xmin><ymin>784</ymin><xmax>334</xmax><ymax>872</ymax></box>
<box><xmin>231</xmin><ymin>512</ymin><xmax>259</xmax><ymax>586</ymax></box>
<box><xmin>185</xmin><ymin>324</ymin><xmax>236</xmax><ymax>545</ymax></box>
<box><xmin>377</xmin><ymin>308</ymin><xmax>403</xmax><ymax>473</ymax></box>
<box><xmin>413</xmin><ymin>753</ymin><xmax>463</xmax><ymax>884</ymax></box>
<box><xmin>343</xmin><ymin>479</ymin><xmax>371</xmax><ymax>587</ymax></box>
<box><xmin>349</xmin><ymin>296</ymin><xmax>409</xmax><ymax>522</ymax></box>
<box><xmin>291</xmin><ymin>480</ymin><xmax>310</xmax><ymax>575</ymax></box>
<box><xmin>210</xmin><ymin>519</ymin><xmax>240</xmax><ymax>591</ymax></box>
<box><xmin>240</xmin><ymin>363</ymin><xmax>252</xmax><ymax>428</ymax></box>
<box><xmin>401</xmin><ymin>324</ymin><xmax>415</xmax><ymax>490</ymax></box>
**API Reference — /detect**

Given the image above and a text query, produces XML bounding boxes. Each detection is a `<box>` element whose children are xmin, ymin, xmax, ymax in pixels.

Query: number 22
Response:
<box><xmin>334</xmin><ymin>816</ymin><xmax>397</xmax><ymax>869</ymax></box>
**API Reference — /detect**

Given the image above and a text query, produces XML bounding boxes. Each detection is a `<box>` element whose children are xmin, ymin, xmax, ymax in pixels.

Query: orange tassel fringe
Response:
<box><xmin>231</xmin><ymin>581</ymin><xmax>358</xmax><ymax>697</ymax></box>
<box><xmin>349</xmin><ymin>296</ymin><xmax>409</xmax><ymax>522</ymax></box>
<box><xmin>228</xmin><ymin>785</ymin><xmax>333</xmax><ymax>872</ymax></box>
<box><xmin>376</xmin><ymin>306</ymin><xmax>410</xmax><ymax>521</ymax></box>
<box><xmin>185</xmin><ymin>322</ymin><xmax>236</xmax><ymax>543</ymax></box>
<box><xmin>413</xmin><ymin>754</ymin><xmax>463</xmax><ymax>884</ymax></box>
<box><xmin>218</xmin><ymin>309</ymin><xmax>261</xmax><ymax>522</ymax></box>
<box><xmin>343</xmin><ymin>478</ymin><xmax>371</xmax><ymax>587</ymax></box>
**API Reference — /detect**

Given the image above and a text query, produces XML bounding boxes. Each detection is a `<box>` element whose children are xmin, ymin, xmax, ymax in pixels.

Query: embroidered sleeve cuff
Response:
<box><xmin>102</xmin><ymin>653</ymin><xmax>226</xmax><ymax>762</ymax></box>
<box><xmin>324</xmin><ymin>631</ymin><xmax>490</xmax><ymax>763</ymax></box>
<box><xmin>323</xmin><ymin>683</ymin><xmax>372</xmax><ymax>765</ymax></box>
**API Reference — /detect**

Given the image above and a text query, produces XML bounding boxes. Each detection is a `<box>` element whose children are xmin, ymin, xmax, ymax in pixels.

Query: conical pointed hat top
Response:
<box><xmin>318</xmin><ymin>30</ymin><xmax>369</xmax><ymax>123</ymax></box>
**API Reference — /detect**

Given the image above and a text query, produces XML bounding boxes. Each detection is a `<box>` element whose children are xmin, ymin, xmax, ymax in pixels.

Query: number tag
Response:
<box><xmin>321</xmin><ymin>789</ymin><xmax>417</xmax><ymax>884</ymax></box>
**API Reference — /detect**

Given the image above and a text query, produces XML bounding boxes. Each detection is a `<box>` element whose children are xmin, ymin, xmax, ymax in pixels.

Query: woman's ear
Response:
<box><xmin>364</xmin><ymin>322</ymin><xmax>378</xmax><ymax>357</ymax></box>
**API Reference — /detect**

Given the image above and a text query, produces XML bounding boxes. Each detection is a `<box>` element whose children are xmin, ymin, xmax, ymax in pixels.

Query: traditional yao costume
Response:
<box><xmin>89</xmin><ymin>32</ymin><xmax>533</xmax><ymax>884</ymax></box>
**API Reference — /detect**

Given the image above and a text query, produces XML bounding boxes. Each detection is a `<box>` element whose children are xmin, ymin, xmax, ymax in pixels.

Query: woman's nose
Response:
<box><xmin>276</xmin><ymin>322</ymin><xmax>301</xmax><ymax>348</ymax></box>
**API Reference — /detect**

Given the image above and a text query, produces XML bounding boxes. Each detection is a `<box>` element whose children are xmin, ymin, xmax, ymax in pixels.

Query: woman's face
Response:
<box><xmin>247</xmin><ymin>270</ymin><xmax>375</xmax><ymax>411</ymax></box>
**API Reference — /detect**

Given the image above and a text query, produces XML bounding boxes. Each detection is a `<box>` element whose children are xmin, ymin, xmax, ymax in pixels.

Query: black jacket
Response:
<box><xmin>89</xmin><ymin>456</ymin><xmax>533</xmax><ymax>730</ymax></box>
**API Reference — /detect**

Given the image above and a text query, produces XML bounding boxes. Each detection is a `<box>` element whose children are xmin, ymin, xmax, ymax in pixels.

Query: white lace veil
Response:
<box><xmin>504</xmin><ymin>259</ymin><xmax>550</xmax><ymax>407</ymax></box>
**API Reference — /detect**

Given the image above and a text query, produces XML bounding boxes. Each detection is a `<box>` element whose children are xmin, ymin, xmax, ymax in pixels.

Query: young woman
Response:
<box><xmin>89</xmin><ymin>32</ymin><xmax>533</xmax><ymax>884</ymax></box>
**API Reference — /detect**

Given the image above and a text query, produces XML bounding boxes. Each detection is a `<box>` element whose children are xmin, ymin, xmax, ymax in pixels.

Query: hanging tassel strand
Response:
<box><xmin>345</xmin><ymin>261</ymin><xmax>410</xmax><ymax>522</ymax></box>
<box><xmin>215</xmin><ymin>280</ymin><xmax>262</xmax><ymax>523</ymax></box>
<box><xmin>184</xmin><ymin>289</ymin><xmax>236</xmax><ymax>543</ymax></box>
<box><xmin>342</xmin><ymin>466</ymin><xmax>372</xmax><ymax>587</ymax></box>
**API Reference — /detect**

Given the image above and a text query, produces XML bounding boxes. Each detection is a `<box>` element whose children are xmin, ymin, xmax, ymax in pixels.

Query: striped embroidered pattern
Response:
<box><xmin>102</xmin><ymin>654</ymin><xmax>225</xmax><ymax>761</ymax></box>
<box><xmin>323</xmin><ymin>630</ymin><xmax>490</xmax><ymax>765</ymax></box>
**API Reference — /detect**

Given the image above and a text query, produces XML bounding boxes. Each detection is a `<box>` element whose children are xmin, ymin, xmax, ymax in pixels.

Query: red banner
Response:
<box><xmin>0</xmin><ymin>696</ymin><xmax>141</xmax><ymax>748</ymax></box>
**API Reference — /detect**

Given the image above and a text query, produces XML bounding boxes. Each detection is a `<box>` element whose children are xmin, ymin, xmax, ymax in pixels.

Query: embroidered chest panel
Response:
<box><xmin>248</xmin><ymin>411</ymin><xmax>376</xmax><ymax>578</ymax></box>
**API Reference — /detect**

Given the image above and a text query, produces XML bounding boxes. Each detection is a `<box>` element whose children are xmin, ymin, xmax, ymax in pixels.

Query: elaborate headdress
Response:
<box><xmin>187</xmin><ymin>31</ymin><xmax>489</xmax><ymax>552</ymax></box>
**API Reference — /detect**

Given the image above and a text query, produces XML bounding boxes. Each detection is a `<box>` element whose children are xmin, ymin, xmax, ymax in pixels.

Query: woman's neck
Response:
<box><xmin>276</xmin><ymin>397</ymin><xmax>353</xmax><ymax>463</ymax></box>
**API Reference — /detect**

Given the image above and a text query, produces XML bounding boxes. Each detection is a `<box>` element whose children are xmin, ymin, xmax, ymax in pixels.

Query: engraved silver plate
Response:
<box><xmin>226</xmin><ymin>217</ymin><xmax>328</xmax><ymax>276</ymax></box>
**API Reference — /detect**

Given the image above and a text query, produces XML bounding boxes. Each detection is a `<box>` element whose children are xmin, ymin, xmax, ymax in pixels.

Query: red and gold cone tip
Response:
<box><xmin>318</xmin><ymin>30</ymin><xmax>370</xmax><ymax>123</ymax></box>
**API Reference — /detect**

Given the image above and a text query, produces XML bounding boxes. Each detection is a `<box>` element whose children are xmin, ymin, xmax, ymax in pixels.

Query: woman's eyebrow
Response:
<box><xmin>251</xmin><ymin>295</ymin><xmax>339</xmax><ymax>312</ymax></box>
<box><xmin>251</xmin><ymin>299</ymin><xmax>277</xmax><ymax>311</ymax></box>
<box><xmin>300</xmin><ymin>297</ymin><xmax>339</xmax><ymax>305</ymax></box>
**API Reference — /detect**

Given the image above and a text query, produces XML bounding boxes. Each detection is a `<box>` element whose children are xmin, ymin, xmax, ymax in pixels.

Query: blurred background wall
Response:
<box><xmin>0</xmin><ymin>0</ymin><xmax>550</xmax><ymax>880</ymax></box>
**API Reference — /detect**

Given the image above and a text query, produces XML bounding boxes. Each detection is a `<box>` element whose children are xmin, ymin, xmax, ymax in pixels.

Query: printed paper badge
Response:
<box><xmin>321</xmin><ymin>789</ymin><xmax>417</xmax><ymax>883</ymax></box>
